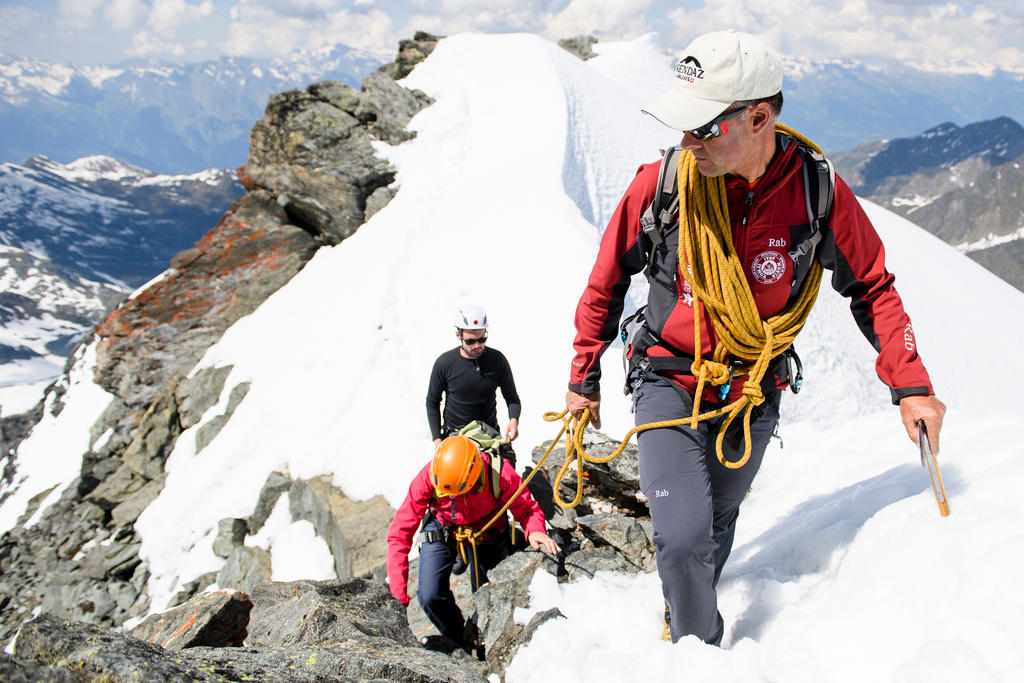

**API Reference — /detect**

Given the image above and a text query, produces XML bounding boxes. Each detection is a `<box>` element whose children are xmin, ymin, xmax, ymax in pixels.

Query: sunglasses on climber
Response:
<box><xmin>461</xmin><ymin>335</ymin><xmax>487</xmax><ymax>346</ymax></box>
<box><xmin>686</xmin><ymin>106</ymin><xmax>749</xmax><ymax>141</ymax></box>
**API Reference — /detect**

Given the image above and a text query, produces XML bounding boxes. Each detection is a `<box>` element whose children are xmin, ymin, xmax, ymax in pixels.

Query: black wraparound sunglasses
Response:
<box><xmin>686</xmin><ymin>106</ymin><xmax>749</xmax><ymax>140</ymax></box>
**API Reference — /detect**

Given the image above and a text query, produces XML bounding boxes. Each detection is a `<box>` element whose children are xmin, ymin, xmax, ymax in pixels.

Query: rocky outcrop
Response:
<box><xmin>377</xmin><ymin>31</ymin><xmax>443</xmax><ymax>80</ymax></box>
<box><xmin>242</xmin><ymin>71</ymin><xmax>432</xmax><ymax>245</ymax></box>
<box><xmin>558</xmin><ymin>35</ymin><xmax>599</xmax><ymax>61</ymax></box>
<box><xmin>0</xmin><ymin>36</ymin><xmax>435</xmax><ymax>647</ymax></box>
<box><xmin>130</xmin><ymin>590</ymin><xmax>251</xmax><ymax>650</ymax></box>
<box><xmin>3</xmin><ymin>578</ymin><xmax>485</xmax><ymax>683</ymax></box>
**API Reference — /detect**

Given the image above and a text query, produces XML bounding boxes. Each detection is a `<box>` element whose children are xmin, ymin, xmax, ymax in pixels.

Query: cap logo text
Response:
<box><xmin>675</xmin><ymin>56</ymin><xmax>704</xmax><ymax>82</ymax></box>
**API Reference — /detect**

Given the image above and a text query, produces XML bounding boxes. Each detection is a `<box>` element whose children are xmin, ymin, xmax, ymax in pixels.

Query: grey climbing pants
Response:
<box><xmin>632</xmin><ymin>369</ymin><xmax>780</xmax><ymax>645</ymax></box>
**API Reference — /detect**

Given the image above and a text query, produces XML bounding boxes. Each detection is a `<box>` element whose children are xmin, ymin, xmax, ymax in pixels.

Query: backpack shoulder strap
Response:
<box><xmin>486</xmin><ymin>451</ymin><xmax>502</xmax><ymax>500</ymax></box>
<box><xmin>788</xmin><ymin>144</ymin><xmax>835</xmax><ymax>263</ymax></box>
<box><xmin>640</xmin><ymin>146</ymin><xmax>683</xmax><ymax>264</ymax></box>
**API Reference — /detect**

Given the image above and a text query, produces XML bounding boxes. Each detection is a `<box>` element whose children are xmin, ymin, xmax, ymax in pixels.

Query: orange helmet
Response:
<box><xmin>430</xmin><ymin>435</ymin><xmax>483</xmax><ymax>497</ymax></box>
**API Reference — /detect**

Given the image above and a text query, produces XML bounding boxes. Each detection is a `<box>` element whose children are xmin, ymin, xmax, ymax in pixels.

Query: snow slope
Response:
<box><xmin>4</xmin><ymin>33</ymin><xmax>1024</xmax><ymax>681</ymax></box>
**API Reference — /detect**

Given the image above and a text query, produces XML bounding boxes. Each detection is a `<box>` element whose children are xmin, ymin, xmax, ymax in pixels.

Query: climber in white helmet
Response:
<box><xmin>426</xmin><ymin>304</ymin><xmax>521</xmax><ymax>466</ymax></box>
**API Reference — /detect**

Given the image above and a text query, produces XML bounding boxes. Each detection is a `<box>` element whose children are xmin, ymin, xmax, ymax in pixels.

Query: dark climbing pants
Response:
<box><xmin>632</xmin><ymin>370</ymin><xmax>779</xmax><ymax>645</ymax></box>
<box><xmin>416</xmin><ymin>518</ymin><xmax>511</xmax><ymax>642</ymax></box>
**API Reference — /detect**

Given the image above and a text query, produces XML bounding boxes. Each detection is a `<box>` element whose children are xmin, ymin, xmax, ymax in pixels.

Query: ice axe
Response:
<box><xmin>918</xmin><ymin>421</ymin><xmax>950</xmax><ymax>517</ymax></box>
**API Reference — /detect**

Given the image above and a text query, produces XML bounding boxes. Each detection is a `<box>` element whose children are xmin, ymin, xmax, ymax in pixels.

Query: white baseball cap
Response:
<box><xmin>642</xmin><ymin>30</ymin><xmax>783</xmax><ymax>132</ymax></box>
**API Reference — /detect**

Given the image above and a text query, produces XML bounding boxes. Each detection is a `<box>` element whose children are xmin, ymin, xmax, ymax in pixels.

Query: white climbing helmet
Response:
<box><xmin>454</xmin><ymin>304</ymin><xmax>488</xmax><ymax>330</ymax></box>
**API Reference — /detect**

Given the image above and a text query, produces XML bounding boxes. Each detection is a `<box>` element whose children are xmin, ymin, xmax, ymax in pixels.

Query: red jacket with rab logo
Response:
<box><xmin>568</xmin><ymin>134</ymin><xmax>933</xmax><ymax>404</ymax></box>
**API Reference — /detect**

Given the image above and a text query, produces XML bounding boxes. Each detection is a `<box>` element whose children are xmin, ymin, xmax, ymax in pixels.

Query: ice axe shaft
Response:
<box><xmin>919</xmin><ymin>422</ymin><xmax>950</xmax><ymax>517</ymax></box>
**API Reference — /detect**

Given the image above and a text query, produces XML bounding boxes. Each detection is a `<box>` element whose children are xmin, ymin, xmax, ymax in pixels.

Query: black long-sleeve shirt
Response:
<box><xmin>425</xmin><ymin>347</ymin><xmax>522</xmax><ymax>440</ymax></box>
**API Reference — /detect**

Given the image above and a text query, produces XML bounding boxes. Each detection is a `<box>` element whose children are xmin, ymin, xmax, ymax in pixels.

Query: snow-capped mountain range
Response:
<box><xmin>3</xmin><ymin>37</ymin><xmax>1024</xmax><ymax>175</ymax></box>
<box><xmin>0</xmin><ymin>45</ymin><xmax>387</xmax><ymax>173</ymax></box>
<box><xmin>833</xmin><ymin>116</ymin><xmax>1024</xmax><ymax>290</ymax></box>
<box><xmin>0</xmin><ymin>155</ymin><xmax>242</xmax><ymax>404</ymax></box>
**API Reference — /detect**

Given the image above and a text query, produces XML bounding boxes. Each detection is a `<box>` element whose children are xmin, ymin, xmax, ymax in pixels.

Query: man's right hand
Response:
<box><xmin>565</xmin><ymin>390</ymin><xmax>601</xmax><ymax>429</ymax></box>
<box><xmin>433</xmin><ymin>438</ymin><xmax>442</xmax><ymax>450</ymax></box>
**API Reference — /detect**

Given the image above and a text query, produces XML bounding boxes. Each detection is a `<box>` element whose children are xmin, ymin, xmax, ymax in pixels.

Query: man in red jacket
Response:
<box><xmin>565</xmin><ymin>29</ymin><xmax>945</xmax><ymax>645</ymax></box>
<box><xmin>387</xmin><ymin>435</ymin><xmax>559</xmax><ymax>649</ymax></box>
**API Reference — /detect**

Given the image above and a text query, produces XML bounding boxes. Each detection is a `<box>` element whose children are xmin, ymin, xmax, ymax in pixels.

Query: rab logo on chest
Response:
<box><xmin>751</xmin><ymin>251</ymin><xmax>787</xmax><ymax>285</ymax></box>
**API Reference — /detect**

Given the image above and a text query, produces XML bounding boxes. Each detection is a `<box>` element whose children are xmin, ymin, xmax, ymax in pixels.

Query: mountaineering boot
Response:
<box><xmin>662</xmin><ymin>603</ymin><xmax>671</xmax><ymax>642</ymax></box>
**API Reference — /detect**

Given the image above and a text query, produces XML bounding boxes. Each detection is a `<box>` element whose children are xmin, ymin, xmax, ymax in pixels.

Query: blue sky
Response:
<box><xmin>1</xmin><ymin>0</ymin><xmax>1022</xmax><ymax>75</ymax></box>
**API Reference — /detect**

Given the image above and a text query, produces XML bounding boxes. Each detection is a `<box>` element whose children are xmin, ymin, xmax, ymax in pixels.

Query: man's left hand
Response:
<box><xmin>899</xmin><ymin>394</ymin><xmax>947</xmax><ymax>454</ymax></box>
<box><xmin>505</xmin><ymin>418</ymin><xmax>519</xmax><ymax>442</ymax></box>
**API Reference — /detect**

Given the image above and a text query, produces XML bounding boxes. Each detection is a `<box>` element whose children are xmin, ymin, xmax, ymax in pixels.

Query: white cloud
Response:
<box><xmin>662</xmin><ymin>0</ymin><xmax>1024</xmax><ymax>73</ymax></box>
<box><xmin>126</xmin><ymin>28</ymin><xmax>208</xmax><ymax>58</ymax></box>
<box><xmin>56</xmin><ymin>0</ymin><xmax>106</xmax><ymax>32</ymax></box>
<box><xmin>104</xmin><ymin>0</ymin><xmax>149</xmax><ymax>30</ymax></box>
<box><xmin>542</xmin><ymin>0</ymin><xmax>655</xmax><ymax>41</ymax></box>
<box><xmin>0</xmin><ymin>6</ymin><xmax>39</xmax><ymax>40</ymax></box>
<box><xmin>148</xmin><ymin>0</ymin><xmax>215</xmax><ymax>35</ymax></box>
<box><xmin>223</xmin><ymin>3</ymin><xmax>395</xmax><ymax>57</ymax></box>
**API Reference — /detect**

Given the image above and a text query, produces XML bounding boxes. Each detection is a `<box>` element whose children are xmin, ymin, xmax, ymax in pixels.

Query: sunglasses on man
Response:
<box><xmin>686</xmin><ymin>106</ymin><xmax>750</xmax><ymax>140</ymax></box>
<box><xmin>461</xmin><ymin>334</ymin><xmax>487</xmax><ymax>346</ymax></box>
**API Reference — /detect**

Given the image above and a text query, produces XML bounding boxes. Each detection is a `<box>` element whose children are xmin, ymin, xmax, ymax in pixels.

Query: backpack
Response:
<box><xmin>622</xmin><ymin>134</ymin><xmax>835</xmax><ymax>396</ymax></box>
<box><xmin>456</xmin><ymin>421</ymin><xmax>505</xmax><ymax>500</ymax></box>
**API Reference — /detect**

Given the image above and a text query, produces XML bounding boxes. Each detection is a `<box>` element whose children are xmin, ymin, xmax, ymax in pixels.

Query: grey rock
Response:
<box><xmin>364</xmin><ymin>184</ymin><xmax>395</xmax><ymax>220</ymax></box>
<box><xmin>122</xmin><ymin>377</ymin><xmax>183</xmax><ymax>481</ymax></box>
<box><xmin>213</xmin><ymin>518</ymin><xmax>249</xmax><ymax>558</ymax></box>
<box><xmin>110</xmin><ymin>478</ymin><xmax>164</xmax><ymax>527</ymax></box>
<box><xmin>376</xmin><ymin>31</ymin><xmax>442</xmax><ymax>80</ymax></box>
<box><xmin>558</xmin><ymin>35</ymin><xmax>599</xmax><ymax>60</ymax></box>
<box><xmin>248</xmin><ymin>470</ymin><xmax>292</xmax><ymax>534</ymax></box>
<box><xmin>195</xmin><ymin>381</ymin><xmax>251</xmax><ymax>453</ymax></box>
<box><xmin>473</xmin><ymin>551</ymin><xmax>559</xmax><ymax>672</ymax></box>
<box><xmin>186</xmin><ymin>639</ymin><xmax>488</xmax><ymax>682</ymax></box>
<box><xmin>14</xmin><ymin>614</ymin><xmax>223</xmax><ymax>681</ymax></box>
<box><xmin>167</xmin><ymin>570</ymin><xmax>219</xmax><ymax>609</ymax></box>
<box><xmin>195</xmin><ymin>415</ymin><xmax>228</xmax><ymax>453</ymax></box>
<box><xmin>564</xmin><ymin>547</ymin><xmax>635</xmax><ymax>582</ymax></box>
<box><xmin>288</xmin><ymin>475</ymin><xmax>394</xmax><ymax>579</ymax></box>
<box><xmin>176</xmin><ymin>365</ymin><xmax>233</xmax><ymax>430</ymax></box>
<box><xmin>357</xmin><ymin>71</ymin><xmax>433</xmax><ymax>144</ymax></box>
<box><xmin>218</xmin><ymin>546</ymin><xmax>272</xmax><ymax>593</ymax></box>
<box><xmin>0</xmin><ymin>653</ymin><xmax>76</xmax><ymax>682</ymax></box>
<box><xmin>246</xmin><ymin>578</ymin><xmax>418</xmax><ymax>648</ymax></box>
<box><xmin>130</xmin><ymin>590</ymin><xmax>251</xmax><ymax>650</ymax></box>
<box><xmin>575</xmin><ymin>512</ymin><xmax>654</xmax><ymax>569</ymax></box>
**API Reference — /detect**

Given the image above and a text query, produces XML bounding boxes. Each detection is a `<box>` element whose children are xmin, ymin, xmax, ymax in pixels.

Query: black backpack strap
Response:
<box><xmin>641</xmin><ymin>146</ymin><xmax>683</xmax><ymax>265</ymax></box>
<box><xmin>788</xmin><ymin>145</ymin><xmax>835</xmax><ymax>275</ymax></box>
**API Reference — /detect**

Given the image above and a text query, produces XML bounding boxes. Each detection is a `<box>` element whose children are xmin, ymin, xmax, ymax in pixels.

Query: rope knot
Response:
<box><xmin>691</xmin><ymin>359</ymin><xmax>731</xmax><ymax>386</ymax></box>
<box><xmin>741</xmin><ymin>380</ymin><xmax>764</xmax><ymax>405</ymax></box>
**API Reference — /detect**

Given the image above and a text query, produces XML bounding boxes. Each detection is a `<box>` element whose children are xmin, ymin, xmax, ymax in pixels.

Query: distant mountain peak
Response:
<box><xmin>27</xmin><ymin>155</ymin><xmax>151</xmax><ymax>183</ymax></box>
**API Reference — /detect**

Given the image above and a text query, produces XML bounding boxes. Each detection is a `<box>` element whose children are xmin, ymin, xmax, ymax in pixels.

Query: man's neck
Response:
<box><xmin>734</xmin><ymin>130</ymin><xmax>778</xmax><ymax>183</ymax></box>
